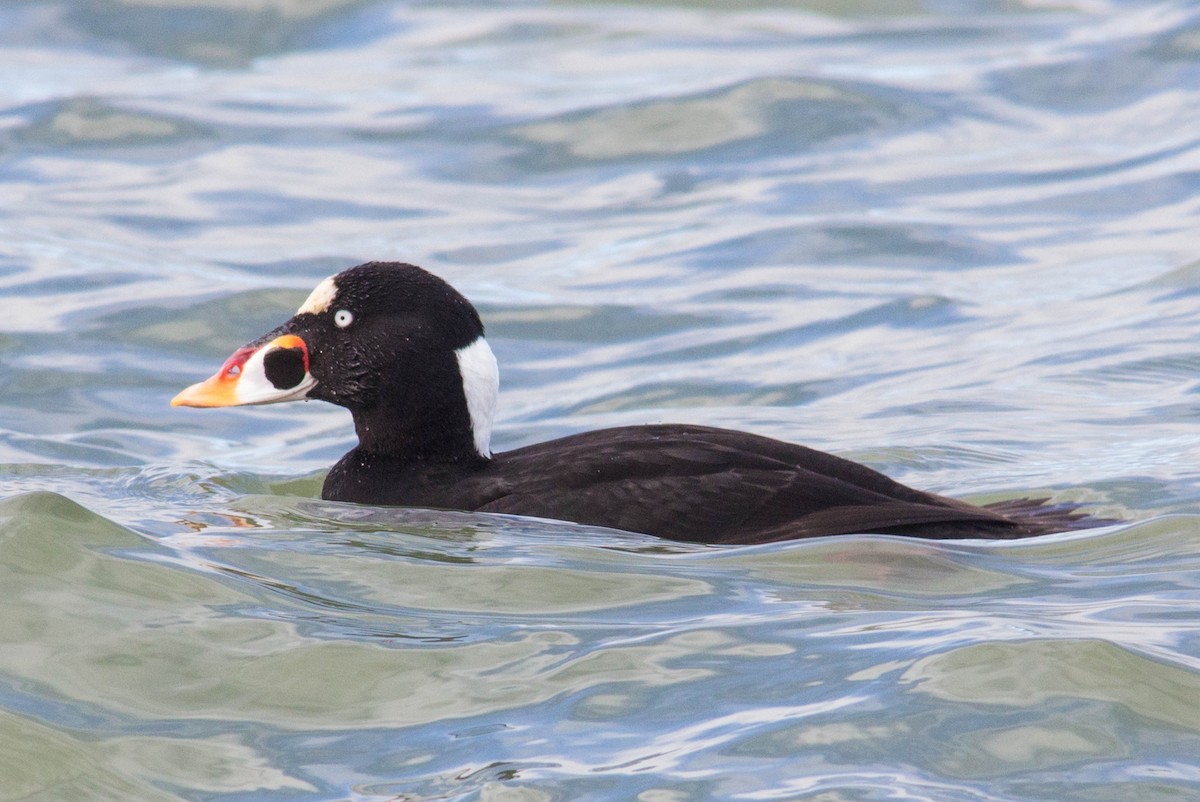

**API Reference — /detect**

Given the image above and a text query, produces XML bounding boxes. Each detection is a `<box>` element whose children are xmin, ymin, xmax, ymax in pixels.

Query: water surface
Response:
<box><xmin>3</xmin><ymin>1</ymin><xmax>1200</xmax><ymax>800</ymax></box>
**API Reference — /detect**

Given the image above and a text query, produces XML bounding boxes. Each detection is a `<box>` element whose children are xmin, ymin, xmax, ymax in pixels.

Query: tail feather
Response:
<box><xmin>978</xmin><ymin>496</ymin><xmax>1116</xmax><ymax>538</ymax></box>
<box><xmin>872</xmin><ymin>497</ymin><xmax>1116</xmax><ymax>540</ymax></box>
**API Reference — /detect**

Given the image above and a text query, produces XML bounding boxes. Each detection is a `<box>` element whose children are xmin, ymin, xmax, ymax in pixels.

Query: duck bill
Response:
<box><xmin>172</xmin><ymin>333</ymin><xmax>317</xmax><ymax>408</ymax></box>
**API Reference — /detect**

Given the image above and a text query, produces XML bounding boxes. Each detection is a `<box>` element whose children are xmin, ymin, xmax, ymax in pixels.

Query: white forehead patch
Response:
<box><xmin>297</xmin><ymin>275</ymin><xmax>339</xmax><ymax>315</ymax></box>
<box><xmin>455</xmin><ymin>337</ymin><xmax>499</xmax><ymax>458</ymax></box>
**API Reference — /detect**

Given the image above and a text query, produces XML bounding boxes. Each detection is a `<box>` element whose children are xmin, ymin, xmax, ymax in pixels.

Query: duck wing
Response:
<box><xmin>477</xmin><ymin>424</ymin><xmax>1016</xmax><ymax>543</ymax></box>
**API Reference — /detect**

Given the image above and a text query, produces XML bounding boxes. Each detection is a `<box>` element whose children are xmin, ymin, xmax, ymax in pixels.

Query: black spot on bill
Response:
<box><xmin>264</xmin><ymin>347</ymin><xmax>307</xmax><ymax>390</ymax></box>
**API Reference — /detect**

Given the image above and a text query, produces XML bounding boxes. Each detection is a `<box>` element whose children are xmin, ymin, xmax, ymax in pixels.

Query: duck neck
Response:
<box><xmin>350</xmin><ymin>405</ymin><xmax>487</xmax><ymax>464</ymax></box>
<box><xmin>348</xmin><ymin>336</ymin><xmax>498</xmax><ymax>464</ymax></box>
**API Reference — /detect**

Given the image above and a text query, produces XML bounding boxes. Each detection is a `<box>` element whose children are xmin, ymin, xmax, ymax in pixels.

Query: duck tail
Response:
<box><xmin>981</xmin><ymin>496</ymin><xmax>1117</xmax><ymax>537</ymax></box>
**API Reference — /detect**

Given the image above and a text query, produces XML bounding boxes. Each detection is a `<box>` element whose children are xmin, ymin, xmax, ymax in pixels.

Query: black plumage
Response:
<box><xmin>324</xmin><ymin>424</ymin><xmax>1094</xmax><ymax>543</ymax></box>
<box><xmin>178</xmin><ymin>261</ymin><xmax>1107</xmax><ymax>543</ymax></box>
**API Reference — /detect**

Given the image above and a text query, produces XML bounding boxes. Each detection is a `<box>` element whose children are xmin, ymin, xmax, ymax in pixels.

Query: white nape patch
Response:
<box><xmin>236</xmin><ymin>343</ymin><xmax>317</xmax><ymax>405</ymax></box>
<box><xmin>455</xmin><ymin>337</ymin><xmax>499</xmax><ymax>458</ymax></box>
<box><xmin>297</xmin><ymin>275</ymin><xmax>338</xmax><ymax>315</ymax></box>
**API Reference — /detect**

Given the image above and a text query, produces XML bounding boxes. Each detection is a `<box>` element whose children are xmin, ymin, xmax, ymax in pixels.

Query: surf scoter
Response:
<box><xmin>173</xmin><ymin>261</ymin><xmax>1102</xmax><ymax>543</ymax></box>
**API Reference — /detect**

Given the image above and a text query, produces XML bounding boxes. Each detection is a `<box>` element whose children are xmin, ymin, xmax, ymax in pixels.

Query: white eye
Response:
<box><xmin>334</xmin><ymin>309</ymin><xmax>354</xmax><ymax>328</ymax></box>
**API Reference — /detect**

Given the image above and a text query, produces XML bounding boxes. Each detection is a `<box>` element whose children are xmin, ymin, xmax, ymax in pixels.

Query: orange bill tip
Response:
<box><xmin>171</xmin><ymin>345</ymin><xmax>257</xmax><ymax>407</ymax></box>
<box><xmin>171</xmin><ymin>375</ymin><xmax>235</xmax><ymax>407</ymax></box>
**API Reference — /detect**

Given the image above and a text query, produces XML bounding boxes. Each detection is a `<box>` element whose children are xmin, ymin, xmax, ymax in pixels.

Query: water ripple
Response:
<box><xmin>3</xmin><ymin>2</ymin><xmax>1200</xmax><ymax>800</ymax></box>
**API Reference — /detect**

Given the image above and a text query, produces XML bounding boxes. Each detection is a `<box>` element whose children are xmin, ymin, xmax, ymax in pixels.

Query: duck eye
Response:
<box><xmin>334</xmin><ymin>309</ymin><xmax>354</xmax><ymax>328</ymax></box>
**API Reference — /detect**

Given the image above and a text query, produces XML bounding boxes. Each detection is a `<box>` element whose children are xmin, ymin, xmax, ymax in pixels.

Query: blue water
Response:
<box><xmin>3</xmin><ymin>1</ymin><xmax>1200</xmax><ymax>799</ymax></box>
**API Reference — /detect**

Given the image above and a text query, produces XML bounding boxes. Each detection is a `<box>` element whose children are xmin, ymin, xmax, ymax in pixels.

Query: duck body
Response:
<box><xmin>174</xmin><ymin>261</ymin><xmax>1102</xmax><ymax>544</ymax></box>
<box><xmin>325</xmin><ymin>423</ymin><xmax>1083</xmax><ymax>543</ymax></box>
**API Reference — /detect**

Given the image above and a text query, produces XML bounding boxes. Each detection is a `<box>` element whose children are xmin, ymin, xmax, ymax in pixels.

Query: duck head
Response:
<box><xmin>172</xmin><ymin>261</ymin><xmax>499</xmax><ymax>460</ymax></box>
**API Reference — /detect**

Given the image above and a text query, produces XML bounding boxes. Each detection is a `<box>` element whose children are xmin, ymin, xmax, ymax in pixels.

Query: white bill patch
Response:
<box><xmin>455</xmin><ymin>337</ymin><xmax>499</xmax><ymax>458</ymax></box>
<box><xmin>235</xmin><ymin>343</ymin><xmax>318</xmax><ymax>405</ymax></box>
<box><xmin>297</xmin><ymin>275</ymin><xmax>338</xmax><ymax>315</ymax></box>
